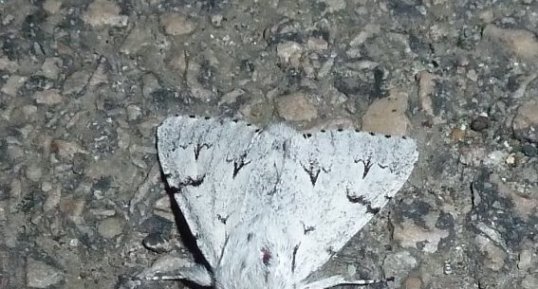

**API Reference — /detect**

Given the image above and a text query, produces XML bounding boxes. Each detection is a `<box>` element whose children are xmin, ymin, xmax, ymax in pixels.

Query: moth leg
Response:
<box><xmin>142</xmin><ymin>264</ymin><xmax>213</xmax><ymax>286</ymax></box>
<box><xmin>301</xmin><ymin>275</ymin><xmax>393</xmax><ymax>289</ymax></box>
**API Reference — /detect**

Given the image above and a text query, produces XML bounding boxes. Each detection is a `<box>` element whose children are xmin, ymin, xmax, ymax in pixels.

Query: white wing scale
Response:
<box><xmin>157</xmin><ymin>115</ymin><xmax>418</xmax><ymax>287</ymax></box>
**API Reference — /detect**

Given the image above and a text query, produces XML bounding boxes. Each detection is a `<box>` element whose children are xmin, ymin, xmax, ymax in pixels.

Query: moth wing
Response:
<box><xmin>266</xmin><ymin>127</ymin><xmax>418</xmax><ymax>284</ymax></box>
<box><xmin>157</xmin><ymin>116</ymin><xmax>286</xmax><ymax>268</ymax></box>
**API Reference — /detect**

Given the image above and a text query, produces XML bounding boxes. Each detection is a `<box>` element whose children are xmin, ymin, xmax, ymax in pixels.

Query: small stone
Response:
<box><xmin>276</xmin><ymin>92</ymin><xmax>318</xmax><ymax>122</ymax></box>
<box><xmin>346</xmin><ymin>264</ymin><xmax>356</xmax><ymax>276</ymax></box>
<box><xmin>276</xmin><ymin>41</ymin><xmax>303</xmax><ymax>67</ymax></box>
<box><xmin>127</xmin><ymin>104</ymin><xmax>143</xmax><ymax>121</ymax></box>
<box><xmin>475</xmin><ymin>235</ymin><xmax>506</xmax><ymax>271</ymax></box>
<box><xmin>518</xmin><ymin>249</ymin><xmax>533</xmax><ymax>271</ymax></box>
<box><xmin>90</xmin><ymin>209</ymin><xmax>116</xmax><ymax>217</ymax></box>
<box><xmin>404</xmin><ymin>276</ymin><xmax>423</xmax><ymax>289</ymax></box>
<box><xmin>44</xmin><ymin>186</ymin><xmax>61</xmax><ymax>212</ymax></box>
<box><xmin>191</xmin><ymin>87</ymin><xmax>217</xmax><ymax>103</ymax></box>
<box><xmin>470</xmin><ymin>115</ymin><xmax>489</xmax><ymax>131</ymax></box>
<box><xmin>41</xmin><ymin>182</ymin><xmax>53</xmax><ymax>192</ymax></box>
<box><xmin>97</xmin><ymin>217</ymin><xmax>124</xmax><ymax>239</ymax></box>
<box><xmin>82</xmin><ymin>0</ymin><xmax>128</xmax><ymax>27</ymax></box>
<box><xmin>26</xmin><ymin>258</ymin><xmax>64</xmax><ymax>288</ymax></box>
<box><xmin>306</xmin><ymin>37</ymin><xmax>328</xmax><ymax>52</ymax></box>
<box><xmin>153</xmin><ymin>196</ymin><xmax>175</xmax><ymax>221</ymax></box>
<box><xmin>142</xmin><ymin>233</ymin><xmax>171</xmax><ymax>254</ymax></box>
<box><xmin>349</xmin><ymin>24</ymin><xmax>380</xmax><ymax>47</ymax></box>
<box><xmin>63</xmin><ymin>70</ymin><xmax>91</xmax><ymax>95</ymax></box>
<box><xmin>22</xmin><ymin>105</ymin><xmax>38</xmax><ymax>121</ymax></box>
<box><xmin>460</xmin><ymin>147</ymin><xmax>486</xmax><ymax>166</ymax></box>
<box><xmin>219</xmin><ymin>89</ymin><xmax>245</xmax><ymax>105</ymax></box>
<box><xmin>513</xmin><ymin>99</ymin><xmax>538</xmax><ymax>143</ymax></box>
<box><xmin>39</xmin><ymin>58</ymin><xmax>62</xmax><ymax>79</ymax></box>
<box><xmin>1</xmin><ymin>75</ymin><xmax>27</xmax><ymax>96</ymax></box>
<box><xmin>393</xmin><ymin>219</ymin><xmax>449</xmax><ymax>253</ymax></box>
<box><xmin>43</xmin><ymin>0</ymin><xmax>62</xmax><ymax>14</ymax></box>
<box><xmin>142</xmin><ymin>73</ymin><xmax>161</xmax><ymax>99</ymax></box>
<box><xmin>521</xmin><ymin>274</ymin><xmax>538</xmax><ymax>289</ymax></box>
<box><xmin>140</xmin><ymin>215</ymin><xmax>174</xmax><ymax>235</ymax></box>
<box><xmin>59</xmin><ymin>197</ymin><xmax>86</xmax><ymax>222</ymax></box>
<box><xmin>0</xmin><ymin>56</ymin><xmax>18</xmax><ymax>72</ymax></box>
<box><xmin>521</xmin><ymin>144</ymin><xmax>537</xmax><ymax>157</ymax></box>
<box><xmin>0</xmin><ymin>201</ymin><xmax>6</xmax><ymax>221</ymax></box>
<box><xmin>450</xmin><ymin>127</ymin><xmax>466</xmax><ymax>142</ymax></box>
<box><xmin>483</xmin><ymin>25</ymin><xmax>538</xmax><ymax>61</ymax></box>
<box><xmin>210</xmin><ymin>14</ymin><xmax>224</xmax><ymax>27</ymax></box>
<box><xmin>490</xmin><ymin>174</ymin><xmax>538</xmax><ymax>221</ymax></box>
<box><xmin>25</xmin><ymin>164</ymin><xmax>42</xmax><ymax>182</ymax></box>
<box><xmin>167</xmin><ymin>50</ymin><xmax>187</xmax><ymax>73</ymax></box>
<box><xmin>485</xmin><ymin>150</ymin><xmax>507</xmax><ymax>167</ymax></box>
<box><xmin>383</xmin><ymin>251</ymin><xmax>418</xmax><ymax>277</ymax></box>
<box><xmin>143</xmin><ymin>255</ymin><xmax>196</xmax><ymax>279</ymax></box>
<box><xmin>466</xmin><ymin>69</ymin><xmax>478</xmax><ymax>82</ymax></box>
<box><xmin>35</xmin><ymin>89</ymin><xmax>64</xmax><ymax>105</ymax></box>
<box><xmin>479</xmin><ymin>9</ymin><xmax>494</xmax><ymax>23</ymax></box>
<box><xmin>416</xmin><ymin>71</ymin><xmax>436</xmax><ymax>118</ymax></box>
<box><xmin>362</xmin><ymin>89</ymin><xmax>411</xmax><ymax>135</ymax></box>
<box><xmin>322</xmin><ymin>0</ymin><xmax>347</xmax><ymax>12</ymax></box>
<box><xmin>505</xmin><ymin>154</ymin><xmax>516</xmax><ymax>166</ymax></box>
<box><xmin>10</xmin><ymin>179</ymin><xmax>22</xmax><ymax>200</ymax></box>
<box><xmin>161</xmin><ymin>13</ymin><xmax>196</xmax><ymax>36</ymax></box>
<box><xmin>50</xmin><ymin>139</ymin><xmax>88</xmax><ymax>160</ymax></box>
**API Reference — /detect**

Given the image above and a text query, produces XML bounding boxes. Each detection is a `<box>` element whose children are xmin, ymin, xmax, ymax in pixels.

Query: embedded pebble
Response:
<box><xmin>34</xmin><ymin>89</ymin><xmax>64</xmax><ymax>105</ymax></box>
<box><xmin>1</xmin><ymin>75</ymin><xmax>27</xmax><ymax>96</ymax></box>
<box><xmin>322</xmin><ymin>0</ymin><xmax>347</xmax><ymax>12</ymax></box>
<box><xmin>306</xmin><ymin>37</ymin><xmax>328</xmax><ymax>52</ymax></box>
<box><xmin>416</xmin><ymin>71</ymin><xmax>437</xmax><ymax>118</ymax></box>
<box><xmin>521</xmin><ymin>274</ymin><xmax>538</xmax><ymax>289</ymax></box>
<box><xmin>60</xmin><ymin>197</ymin><xmax>85</xmax><ymax>222</ymax></box>
<box><xmin>97</xmin><ymin>217</ymin><xmax>124</xmax><ymax>239</ymax></box>
<box><xmin>0</xmin><ymin>56</ymin><xmax>18</xmax><ymax>72</ymax></box>
<box><xmin>276</xmin><ymin>41</ymin><xmax>303</xmax><ymax>67</ymax></box>
<box><xmin>82</xmin><ymin>0</ymin><xmax>129</xmax><ymax>27</ymax></box>
<box><xmin>450</xmin><ymin>127</ymin><xmax>466</xmax><ymax>142</ymax></box>
<box><xmin>63</xmin><ymin>70</ymin><xmax>91</xmax><ymax>95</ymax></box>
<box><xmin>26</xmin><ymin>258</ymin><xmax>64</xmax><ymax>288</ymax></box>
<box><xmin>50</xmin><ymin>139</ymin><xmax>88</xmax><ymax>160</ymax></box>
<box><xmin>127</xmin><ymin>104</ymin><xmax>143</xmax><ymax>121</ymax></box>
<box><xmin>470</xmin><ymin>115</ymin><xmax>489</xmax><ymax>132</ymax></box>
<box><xmin>404</xmin><ymin>276</ymin><xmax>423</xmax><ymax>289</ymax></box>
<box><xmin>43</xmin><ymin>186</ymin><xmax>61</xmax><ymax>212</ymax></box>
<box><xmin>161</xmin><ymin>13</ymin><xmax>196</xmax><ymax>36</ymax></box>
<box><xmin>142</xmin><ymin>233</ymin><xmax>171</xmax><ymax>254</ymax></box>
<box><xmin>393</xmin><ymin>219</ymin><xmax>449</xmax><ymax>253</ymax></box>
<box><xmin>25</xmin><ymin>164</ymin><xmax>43</xmax><ymax>182</ymax></box>
<box><xmin>43</xmin><ymin>0</ymin><xmax>62</xmax><ymax>14</ymax></box>
<box><xmin>483</xmin><ymin>25</ymin><xmax>538</xmax><ymax>61</ymax></box>
<box><xmin>518</xmin><ymin>248</ymin><xmax>533</xmax><ymax>271</ymax></box>
<box><xmin>362</xmin><ymin>89</ymin><xmax>411</xmax><ymax>135</ymax></box>
<box><xmin>219</xmin><ymin>88</ymin><xmax>246</xmax><ymax>105</ymax></box>
<box><xmin>513</xmin><ymin>99</ymin><xmax>538</xmax><ymax>143</ymax></box>
<box><xmin>475</xmin><ymin>235</ymin><xmax>507</xmax><ymax>271</ymax></box>
<box><xmin>383</xmin><ymin>251</ymin><xmax>418</xmax><ymax>277</ymax></box>
<box><xmin>276</xmin><ymin>92</ymin><xmax>318</xmax><ymax>122</ymax></box>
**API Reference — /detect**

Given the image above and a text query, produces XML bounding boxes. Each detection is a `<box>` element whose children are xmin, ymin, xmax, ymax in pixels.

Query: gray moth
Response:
<box><xmin>156</xmin><ymin>115</ymin><xmax>418</xmax><ymax>289</ymax></box>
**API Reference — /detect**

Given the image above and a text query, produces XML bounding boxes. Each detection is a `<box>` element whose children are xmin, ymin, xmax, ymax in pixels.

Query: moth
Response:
<box><xmin>155</xmin><ymin>115</ymin><xmax>418</xmax><ymax>289</ymax></box>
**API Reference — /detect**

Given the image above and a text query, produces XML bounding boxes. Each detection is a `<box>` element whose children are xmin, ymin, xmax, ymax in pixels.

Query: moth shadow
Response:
<box><xmin>162</xmin><ymin>171</ymin><xmax>213</xmax><ymax>289</ymax></box>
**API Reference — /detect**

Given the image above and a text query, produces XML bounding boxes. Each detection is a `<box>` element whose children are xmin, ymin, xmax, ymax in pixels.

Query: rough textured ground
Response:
<box><xmin>0</xmin><ymin>0</ymin><xmax>537</xmax><ymax>288</ymax></box>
